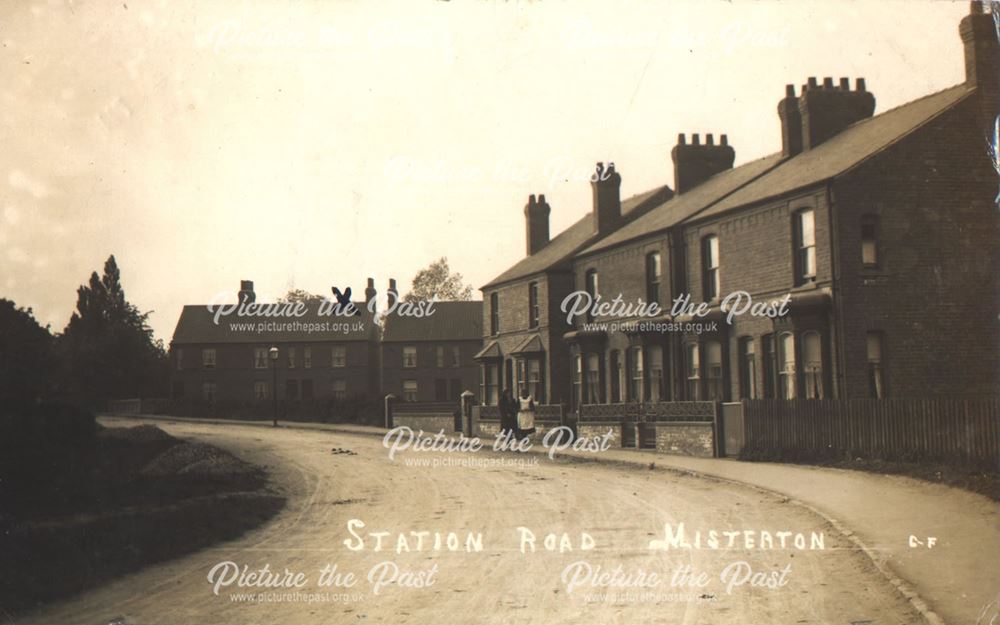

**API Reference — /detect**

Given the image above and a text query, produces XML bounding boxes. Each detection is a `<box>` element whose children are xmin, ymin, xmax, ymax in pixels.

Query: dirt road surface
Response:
<box><xmin>17</xmin><ymin>418</ymin><xmax>923</xmax><ymax>625</ymax></box>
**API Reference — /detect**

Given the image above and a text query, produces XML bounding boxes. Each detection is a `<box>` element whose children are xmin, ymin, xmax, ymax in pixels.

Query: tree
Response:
<box><xmin>59</xmin><ymin>255</ymin><xmax>168</xmax><ymax>407</ymax></box>
<box><xmin>404</xmin><ymin>257</ymin><xmax>473</xmax><ymax>302</ymax></box>
<box><xmin>0</xmin><ymin>300</ymin><xmax>53</xmax><ymax>407</ymax></box>
<box><xmin>277</xmin><ymin>289</ymin><xmax>326</xmax><ymax>304</ymax></box>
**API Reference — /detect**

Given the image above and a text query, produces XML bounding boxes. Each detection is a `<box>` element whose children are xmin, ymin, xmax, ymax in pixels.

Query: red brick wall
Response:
<box><xmin>832</xmin><ymin>94</ymin><xmax>1000</xmax><ymax>398</ymax></box>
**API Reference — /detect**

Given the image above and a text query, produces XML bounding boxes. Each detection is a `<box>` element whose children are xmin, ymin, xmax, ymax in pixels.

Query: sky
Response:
<box><xmin>0</xmin><ymin>0</ymin><xmax>973</xmax><ymax>343</ymax></box>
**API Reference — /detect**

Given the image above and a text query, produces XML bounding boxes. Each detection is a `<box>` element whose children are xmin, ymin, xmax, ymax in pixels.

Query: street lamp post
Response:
<box><xmin>269</xmin><ymin>346</ymin><xmax>279</xmax><ymax>427</ymax></box>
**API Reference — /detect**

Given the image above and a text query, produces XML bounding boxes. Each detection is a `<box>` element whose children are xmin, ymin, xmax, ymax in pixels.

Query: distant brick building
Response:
<box><xmin>169</xmin><ymin>280</ymin><xmax>381</xmax><ymax>409</ymax></box>
<box><xmin>483</xmin><ymin>4</ymin><xmax>999</xmax><ymax>411</ymax></box>
<box><xmin>381</xmin><ymin>280</ymin><xmax>482</xmax><ymax>403</ymax></box>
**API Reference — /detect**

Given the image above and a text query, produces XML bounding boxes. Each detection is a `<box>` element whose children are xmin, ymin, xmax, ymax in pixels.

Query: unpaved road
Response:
<box><xmin>17</xmin><ymin>418</ymin><xmax>922</xmax><ymax>625</ymax></box>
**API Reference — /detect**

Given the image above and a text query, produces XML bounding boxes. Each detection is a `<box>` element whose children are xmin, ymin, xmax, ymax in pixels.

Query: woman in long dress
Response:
<box><xmin>499</xmin><ymin>388</ymin><xmax>515</xmax><ymax>436</ymax></box>
<box><xmin>516</xmin><ymin>388</ymin><xmax>536</xmax><ymax>439</ymax></box>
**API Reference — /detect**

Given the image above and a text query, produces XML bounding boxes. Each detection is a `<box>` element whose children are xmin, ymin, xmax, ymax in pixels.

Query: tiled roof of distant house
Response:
<box><xmin>482</xmin><ymin>185</ymin><xmax>673</xmax><ymax>289</ymax></box>
<box><xmin>171</xmin><ymin>301</ymin><xmax>377</xmax><ymax>344</ymax></box>
<box><xmin>381</xmin><ymin>301</ymin><xmax>483</xmax><ymax>342</ymax></box>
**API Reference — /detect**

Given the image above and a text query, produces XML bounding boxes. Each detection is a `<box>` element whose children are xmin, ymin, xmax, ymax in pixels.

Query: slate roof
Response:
<box><xmin>693</xmin><ymin>84</ymin><xmax>971</xmax><ymax>222</ymax></box>
<box><xmin>171</xmin><ymin>301</ymin><xmax>378</xmax><ymax>344</ymax></box>
<box><xmin>382</xmin><ymin>301</ymin><xmax>483</xmax><ymax>342</ymax></box>
<box><xmin>473</xmin><ymin>340</ymin><xmax>502</xmax><ymax>360</ymax></box>
<box><xmin>581</xmin><ymin>154</ymin><xmax>784</xmax><ymax>256</ymax></box>
<box><xmin>482</xmin><ymin>185</ymin><xmax>673</xmax><ymax>289</ymax></box>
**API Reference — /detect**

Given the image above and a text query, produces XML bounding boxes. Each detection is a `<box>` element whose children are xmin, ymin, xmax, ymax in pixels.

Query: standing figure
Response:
<box><xmin>499</xmin><ymin>388</ymin><xmax>515</xmax><ymax>436</ymax></box>
<box><xmin>516</xmin><ymin>388</ymin><xmax>536</xmax><ymax>439</ymax></box>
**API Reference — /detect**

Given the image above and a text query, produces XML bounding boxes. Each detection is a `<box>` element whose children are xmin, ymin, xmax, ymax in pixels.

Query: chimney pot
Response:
<box><xmin>238</xmin><ymin>280</ymin><xmax>256</xmax><ymax>304</ymax></box>
<box><xmin>799</xmin><ymin>75</ymin><xmax>876</xmax><ymax>150</ymax></box>
<box><xmin>808</xmin><ymin>76</ymin><xmax>818</xmax><ymax>88</ymax></box>
<box><xmin>591</xmin><ymin>160</ymin><xmax>622</xmax><ymax>234</ymax></box>
<box><xmin>525</xmin><ymin>191</ymin><xmax>551</xmax><ymax>255</ymax></box>
<box><xmin>856</xmin><ymin>77</ymin><xmax>866</xmax><ymax>91</ymax></box>
<box><xmin>785</xmin><ymin>84</ymin><xmax>795</xmax><ymax>97</ymax></box>
<box><xmin>671</xmin><ymin>132</ymin><xmax>735</xmax><ymax>193</ymax></box>
<box><xmin>971</xmin><ymin>0</ymin><xmax>984</xmax><ymax>14</ymax></box>
<box><xmin>823</xmin><ymin>77</ymin><xmax>834</xmax><ymax>88</ymax></box>
<box><xmin>839</xmin><ymin>77</ymin><xmax>850</xmax><ymax>90</ymax></box>
<box><xmin>678</xmin><ymin>133</ymin><xmax>686</xmax><ymax>145</ymax></box>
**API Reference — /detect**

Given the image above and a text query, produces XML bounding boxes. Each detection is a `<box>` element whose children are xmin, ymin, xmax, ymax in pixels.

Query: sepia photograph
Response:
<box><xmin>1</xmin><ymin>1</ymin><xmax>998</xmax><ymax>624</ymax></box>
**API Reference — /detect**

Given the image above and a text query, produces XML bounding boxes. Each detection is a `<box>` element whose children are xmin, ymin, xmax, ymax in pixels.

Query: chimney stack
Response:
<box><xmin>797</xmin><ymin>76</ymin><xmax>875</xmax><ymax>150</ymax></box>
<box><xmin>590</xmin><ymin>162</ymin><xmax>622</xmax><ymax>235</ymax></box>
<box><xmin>960</xmin><ymin>1</ymin><xmax>999</xmax><ymax>122</ymax></box>
<box><xmin>387</xmin><ymin>278</ymin><xmax>399</xmax><ymax>308</ymax></box>
<box><xmin>364</xmin><ymin>277</ymin><xmax>377</xmax><ymax>310</ymax></box>
<box><xmin>238</xmin><ymin>280</ymin><xmax>255</xmax><ymax>304</ymax></box>
<box><xmin>671</xmin><ymin>133</ymin><xmax>735</xmax><ymax>193</ymax></box>
<box><xmin>524</xmin><ymin>193</ymin><xmax>551</xmax><ymax>256</ymax></box>
<box><xmin>778</xmin><ymin>84</ymin><xmax>803</xmax><ymax>158</ymax></box>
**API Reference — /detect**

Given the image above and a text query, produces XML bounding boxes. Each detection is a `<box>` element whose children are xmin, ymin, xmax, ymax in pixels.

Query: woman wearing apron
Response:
<box><xmin>516</xmin><ymin>388</ymin><xmax>536</xmax><ymax>439</ymax></box>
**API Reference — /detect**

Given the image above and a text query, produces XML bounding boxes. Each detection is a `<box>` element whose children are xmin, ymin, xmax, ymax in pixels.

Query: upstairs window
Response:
<box><xmin>451</xmin><ymin>346</ymin><xmax>460</xmax><ymax>367</ymax></box>
<box><xmin>331</xmin><ymin>345</ymin><xmax>346</xmax><ymax>368</ymax></box>
<box><xmin>202</xmin><ymin>348</ymin><xmax>216</xmax><ymax>369</ymax></box>
<box><xmin>490</xmin><ymin>292</ymin><xmax>499</xmax><ymax>335</ymax></box>
<box><xmin>403</xmin><ymin>346</ymin><xmax>417</xmax><ymax>368</ymax></box>
<box><xmin>436</xmin><ymin>346</ymin><xmax>445</xmax><ymax>368</ymax></box>
<box><xmin>645</xmin><ymin>252</ymin><xmax>661</xmax><ymax>305</ymax></box>
<box><xmin>701</xmin><ymin>235</ymin><xmax>720</xmax><ymax>300</ymax></box>
<box><xmin>528</xmin><ymin>282</ymin><xmax>540</xmax><ymax>328</ymax></box>
<box><xmin>287</xmin><ymin>347</ymin><xmax>296</xmax><ymax>369</ymax></box>
<box><xmin>861</xmin><ymin>216</ymin><xmax>879</xmax><ymax>268</ymax></box>
<box><xmin>303</xmin><ymin>347</ymin><xmax>312</xmax><ymax>369</ymax></box>
<box><xmin>585</xmin><ymin>270</ymin><xmax>599</xmax><ymax>322</ymax></box>
<box><xmin>254</xmin><ymin>347</ymin><xmax>269</xmax><ymax>369</ymax></box>
<box><xmin>793</xmin><ymin>209</ymin><xmax>816</xmax><ymax>284</ymax></box>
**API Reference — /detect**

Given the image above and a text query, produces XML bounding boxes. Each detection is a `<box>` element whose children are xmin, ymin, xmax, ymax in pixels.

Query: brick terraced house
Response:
<box><xmin>482</xmin><ymin>4</ymin><xmax>999</xmax><ymax>414</ymax></box>
<box><xmin>476</xmin><ymin>169</ymin><xmax>674</xmax><ymax>407</ymax></box>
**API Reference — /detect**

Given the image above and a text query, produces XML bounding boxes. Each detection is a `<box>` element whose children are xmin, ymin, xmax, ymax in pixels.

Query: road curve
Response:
<box><xmin>19</xmin><ymin>418</ymin><xmax>922</xmax><ymax>625</ymax></box>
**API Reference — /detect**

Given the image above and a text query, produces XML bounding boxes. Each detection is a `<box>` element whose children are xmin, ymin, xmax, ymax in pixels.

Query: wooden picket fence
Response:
<box><xmin>742</xmin><ymin>398</ymin><xmax>1000</xmax><ymax>468</ymax></box>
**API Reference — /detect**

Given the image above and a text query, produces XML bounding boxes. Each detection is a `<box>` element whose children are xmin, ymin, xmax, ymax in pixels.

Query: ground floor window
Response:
<box><xmin>527</xmin><ymin>359</ymin><xmax>542</xmax><ymax>402</ymax></box>
<box><xmin>403</xmin><ymin>380</ymin><xmax>418</xmax><ymax>402</ymax></box>
<box><xmin>628</xmin><ymin>347</ymin><xmax>644</xmax><ymax>402</ymax></box>
<box><xmin>739</xmin><ymin>337</ymin><xmax>757</xmax><ymax>400</ymax></box>
<box><xmin>704</xmin><ymin>340</ymin><xmax>723</xmax><ymax>401</ymax></box>
<box><xmin>802</xmin><ymin>331</ymin><xmax>824</xmax><ymax>399</ymax></box>
<box><xmin>609</xmin><ymin>350</ymin><xmax>621</xmax><ymax>403</ymax></box>
<box><xmin>573</xmin><ymin>355</ymin><xmax>583</xmax><ymax>408</ymax></box>
<box><xmin>685</xmin><ymin>343</ymin><xmax>700</xmax><ymax>400</ymax></box>
<box><xmin>254</xmin><ymin>380</ymin><xmax>269</xmax><ymax>400</ymax></box>
<box><xmin>331</xmin><ymin>379</ymin><xmax>347</xmax><ymax>401</ymax></box>
<box><xmin>646</xmin><ymin>345</ymin><xmax>666</xmax><ymax>402</ymax></box>
<box><xmin>867</xmin><ymin>332</ymin><xmax>884</xmax><ymax>399</ymax></box>
<box><xmin>778</xmin><ymin>332</ymin><xmax>796</xmax><ymax>399</ymax></box>
<box><xmin>202</xmin><ymin>381</ymin><xmax>217</xmax><ymax>403</ymax></box>
<box><xmin>286</xmin><ymin>379</ymin><xmax>299</xmax><ymax>401</ymax></box>
<box><xmin>585</xmin><ymin>353</ymin><xmax>601</xmax><ymax>405</ymax></box>
<box><xmin>481</xmin><ymin>364</ymin><xmax>498</xmax><ymax>405</ymax></box>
